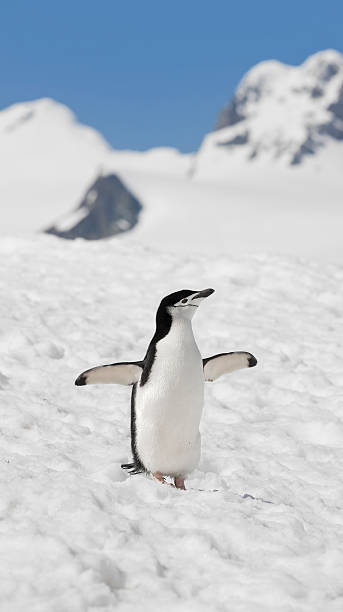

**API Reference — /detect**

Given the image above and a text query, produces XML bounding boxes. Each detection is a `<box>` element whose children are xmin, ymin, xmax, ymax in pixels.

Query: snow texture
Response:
<box><xmin>1</xmin><ymin>235</ymin><xmax>343</xmax><ymax>611</ymax></box>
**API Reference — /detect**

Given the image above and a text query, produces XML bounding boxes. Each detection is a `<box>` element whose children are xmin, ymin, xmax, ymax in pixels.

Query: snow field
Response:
<box><xmin>1</xmin><ymin>236</ymin><xmax>343</xmax><ymax>611</ymax></box>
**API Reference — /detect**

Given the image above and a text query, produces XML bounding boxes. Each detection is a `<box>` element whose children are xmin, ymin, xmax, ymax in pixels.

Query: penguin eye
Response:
<box><xmin>181</xmin><ymin>298</ymin><xmax>188</xmax><ymax>304</ymax></box>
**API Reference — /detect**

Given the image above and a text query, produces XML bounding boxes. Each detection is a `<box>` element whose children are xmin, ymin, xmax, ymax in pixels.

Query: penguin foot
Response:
<box><xmin>153</xmin><ymin>471</ymin><xmax>175</xmax><ymax>487</ymax></box>
<box><xmin>174</xmin><ymin>476</ymin><xmax>186</xmax><ymax>490</ymax></box>
<box><xmin>152</xmin><ymin>472</ymin><xmax>186</xmax><ymax>490</ymax></box>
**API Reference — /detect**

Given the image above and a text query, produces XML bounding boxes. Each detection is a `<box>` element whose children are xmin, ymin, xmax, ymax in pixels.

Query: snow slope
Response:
<box><xmin>1</xmin><ymin>235</ymin><xmax>343</xmax><ymax>611</ymax></box>
<box><xmin>116</xmin><ymin>160</ymin><xmax>343</xmax><ymax>262</ymax></box>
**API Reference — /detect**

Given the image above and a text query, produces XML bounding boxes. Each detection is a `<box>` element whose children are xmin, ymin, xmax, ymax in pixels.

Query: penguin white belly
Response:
<box><xmin>135</xmin><ymin>321</ymin><xmax>204</xmax><ymax>476</ymax></box>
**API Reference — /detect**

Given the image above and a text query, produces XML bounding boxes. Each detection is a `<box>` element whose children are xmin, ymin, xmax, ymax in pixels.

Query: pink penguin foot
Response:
<box><xmin>152</xmin><ymin>472</ymin><xmax>186</xmax><ymax>490</ymax></box>
<box><xmin>174</xmin><ymin>476</ymin><xmax>186</xmax><ymax>490</ymax></box>
<box><xmin>153</xmin><ymin>471</ymin><xmax>175</xmax><ymax>487</ymax></box>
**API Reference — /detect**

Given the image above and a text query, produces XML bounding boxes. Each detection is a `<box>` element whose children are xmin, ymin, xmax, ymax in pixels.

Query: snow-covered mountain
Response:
<box><xmin>0</xmin><ymin>98</ymin><xmax>110</xmax><ymax>233</ymax></box>
<box><xmin>0</xmin><ymin>50</ymin><xmax>342</xmax><ymax>259</ymax></box>
<box><xmin>195</xmin><ymin>49</ymin><xmax>343</xmax><ymax>176</ymax></box>
<box><xmin>0</xmin><ymin>97</ymin><xmax>189</xmax><ymax>234</ymax></box>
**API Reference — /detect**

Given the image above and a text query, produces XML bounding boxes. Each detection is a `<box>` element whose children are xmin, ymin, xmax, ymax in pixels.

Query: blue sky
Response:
<box><xmin>1</xmin><ymin>0</ymin><xmax>342</xmax><ymax>152</ymax></box>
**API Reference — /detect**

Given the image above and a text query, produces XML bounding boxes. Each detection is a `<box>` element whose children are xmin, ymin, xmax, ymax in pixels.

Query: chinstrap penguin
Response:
<box><xmin>75</xmin><ymin>289</ymin><xmax>257</xmax><ymax>489</ymax></box>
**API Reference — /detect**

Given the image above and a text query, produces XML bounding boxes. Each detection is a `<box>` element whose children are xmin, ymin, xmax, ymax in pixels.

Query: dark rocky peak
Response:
<box><xmin>46</xmin><ymin>173</ymin><xmax>142</xmax><ymax>240</ymax></box>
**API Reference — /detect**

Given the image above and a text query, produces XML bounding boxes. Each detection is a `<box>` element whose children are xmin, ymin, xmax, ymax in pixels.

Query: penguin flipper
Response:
<box><xmin>75</xmin><ymin>361</ymin><xmax>143</xmax><ymax>386</ymax></box>
<box><xmin>203</xmin><ymin>352</ymin><xmax>257</xmax><ymax>381</ymax></box>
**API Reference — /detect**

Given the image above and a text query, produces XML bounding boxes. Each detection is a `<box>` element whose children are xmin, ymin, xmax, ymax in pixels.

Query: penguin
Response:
<box><xmin>75</xmin><ymin>289</ymin><xmax>257</xmax><ymax>490</ymax></box>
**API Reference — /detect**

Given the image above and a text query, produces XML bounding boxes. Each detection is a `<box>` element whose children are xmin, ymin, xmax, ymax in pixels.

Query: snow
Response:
<box><xmin>197</xmin><ymin>49</ymin><xmax>343</xmax><ymax>172</ymax></box>
<box><xmin>1</xmin><ymin>235</ymin><xmax>343</xmax><ymax>611</ymax></box>
<box><xmin>108</xmin><ymin>147</ymin><xmax>193</xmax><ymax>176</ymax></box>
<box><xmin>0</xmin><ymin>98</ymin><xmax>110</xmax><ymax>234</ymax></box>
<box><xmin>54</xmin><ymin>206</ymin><xmax>89</xmax><ymax>232</ymax></box>
<box><xmin>0</xmin><ymin>99</ymin><xmax>191</xmax><ymax>235</ymax></box>
<box><xmin>118</xmin><ymin>160</ymin><xmax>343</xmax><ymax>263</ymax></box>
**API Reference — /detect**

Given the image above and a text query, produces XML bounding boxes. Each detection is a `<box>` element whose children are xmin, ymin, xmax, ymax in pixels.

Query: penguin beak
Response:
<box><xmin>192</xmin><ymin>288</ymin><xmax>215</xmax><ymax>300</ymax></box>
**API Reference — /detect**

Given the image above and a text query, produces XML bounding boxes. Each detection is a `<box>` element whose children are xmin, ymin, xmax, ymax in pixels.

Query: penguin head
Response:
<box><xmin>159</xmin><ymin>288</ymin><xmax>215</xmax><ymax>321</ymax></box>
